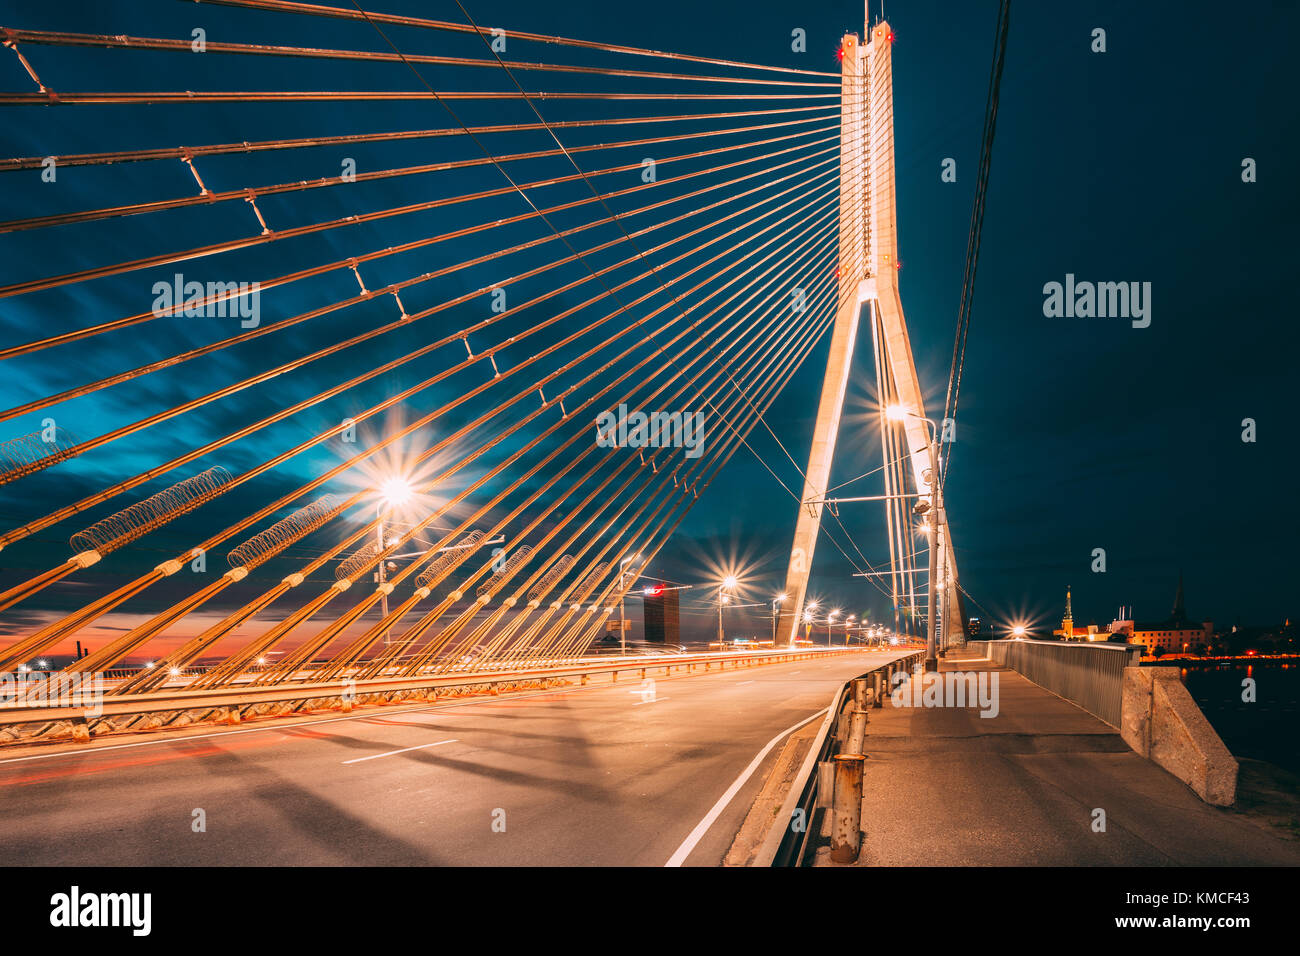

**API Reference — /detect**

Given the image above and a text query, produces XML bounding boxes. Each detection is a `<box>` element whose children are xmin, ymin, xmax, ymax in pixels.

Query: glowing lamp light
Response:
<box><xmin>886</xmin><ymin>404</ymin><xmax>907</xmax><ymax>421</ymax></box>
<box><xmin>722</xmin><ymin>575</ymin><xmax>738</xmax><ymax>590</ymax></box>
<box><xmin>643</xmin><ymin>584</ymin><xmax>665</xmax><ymax>597</ymax></box>
<box><xmin>1012</xmin><ymin>625</ymin><xmax>1027</xmax><ymax>638</ymax></box>
<box><xmin>380</xmin><ymin>476</ymin><xmax>413</xmax><ymax>508</ymax></box>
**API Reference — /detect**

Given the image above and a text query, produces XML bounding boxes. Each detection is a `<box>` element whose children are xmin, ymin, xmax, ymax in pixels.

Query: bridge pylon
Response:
<box><xmin>777</xmin><ymin>20</ymin><xmax>965</xmax><ymax>649</ymax></box>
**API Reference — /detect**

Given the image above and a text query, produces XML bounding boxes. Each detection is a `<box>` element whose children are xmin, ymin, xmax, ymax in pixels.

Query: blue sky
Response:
<box><xmin>0</xmin><ymin>0</ymin><xmax>1296</xmax><ymax>654</ymax></box>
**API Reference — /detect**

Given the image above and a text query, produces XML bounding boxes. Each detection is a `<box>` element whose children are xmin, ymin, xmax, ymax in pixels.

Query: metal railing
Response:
<box><xmin>968</xmin><ymin>638</ymin><xmax>1140</xmax><ymax>727</ymax></box>
<box><xmin>0</xmin><ymin>646</ymin><xmax>862</xmax><ymax>746</ymax></box>
<box><xmin>759</xmin><ymin>650</ymin><xmax>924</xmax><ymax>867</ymax></box>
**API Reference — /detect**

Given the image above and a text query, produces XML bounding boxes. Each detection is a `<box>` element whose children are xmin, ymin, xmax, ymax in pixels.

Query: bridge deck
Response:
<box><xmin>815</xmin><ymin>650</ymin><xmax>1300</xmax><ymax>866</ymax></box>
<box><xmin>0</xmin><ymin>650</ymin><xmax>912</xmax><ymax>867</ymax></box>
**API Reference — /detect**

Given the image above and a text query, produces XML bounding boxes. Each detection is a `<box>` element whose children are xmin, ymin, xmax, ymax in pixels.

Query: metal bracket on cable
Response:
<box><xmin>180</xmin><ymin>148</ymin><xmax>211</xmax><ymax>198</ymax></box>
<box><xmin>488</xmin><ymin>354</ymin><xmax>501</xmax><ymax>378</ymax></box>
<box><xmin>348</xmin><ymin>259</ymin><xmax>368</xmax><ymax>295</ymax></box>
<box><xmin>391</xmin><ymin>290</ymin><xmax>409</xmax><ymax>320</ymax></box>
<box><xmin>1</xmin><ymin>34</ymin><xmax>58</xmax><ymax>103</ymax></box>
<box><xmin>243</xmin><ymin>189</ymin><xmax>270</xmax><ymax>235</ymax></box>
<box><xmin>462</xmin><ymin>335</ymin><xmax>473</xmax><ymax>359</ymax></box>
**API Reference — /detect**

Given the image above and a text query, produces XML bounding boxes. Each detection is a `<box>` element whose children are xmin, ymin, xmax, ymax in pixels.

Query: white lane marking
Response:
<box><xmin>736</xmin><ymin>680</ymin><xmax>754</xmax><ymax>686</ymax></box>
<box><xmin>664</xmin><ymin>707</ymin><xmax>828</xmax><ymax>867</ymax></box>
<box><xmin>343</xmin><ymin>738</ymin><xmax>457</xmax><ymax>764</ymax></box>
<box><xmin>632</xmin><ymin>697</ymin><xmax>668</xmax><ymax>706</ymax></box>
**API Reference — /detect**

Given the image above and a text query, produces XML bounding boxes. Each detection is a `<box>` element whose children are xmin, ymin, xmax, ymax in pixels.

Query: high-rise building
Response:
<box><xmin>643</xmin><ymin>585</ymin><xmax>679</xmax><ymax>644</ymax></box>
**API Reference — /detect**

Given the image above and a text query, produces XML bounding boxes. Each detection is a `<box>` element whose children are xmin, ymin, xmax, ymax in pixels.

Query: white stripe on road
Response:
<box><xmin>633</xmin><ymin>697</ymin><xmax>668</xmax><ymax>706</ymax></box>
<box><xmin>735</xmin><ymin>680</ymin><xmax>754</xmax><ymax>686</ymax></box>
<box><xmin>342</xmin><ymin>738</ymin><xmax>457</xmax><ymax>764</ymax></box>
<box><xmin>664</xmin><ymin>708</ymin><xmax>827</xmax><ymax>867</ymax></box>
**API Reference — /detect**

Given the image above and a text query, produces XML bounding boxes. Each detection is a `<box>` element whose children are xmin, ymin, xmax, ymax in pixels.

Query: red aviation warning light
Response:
<box><xmin>643</xmin><ymin>584</ymin><xmax>665</xmax><ymax>597</ymax></box>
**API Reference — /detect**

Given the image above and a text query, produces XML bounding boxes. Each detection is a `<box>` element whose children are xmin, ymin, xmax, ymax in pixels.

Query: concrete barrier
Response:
<box><xmin>1121</xmin><ymin>666</ymin><xmax>1238</xmax><ymax>806</ymax></box>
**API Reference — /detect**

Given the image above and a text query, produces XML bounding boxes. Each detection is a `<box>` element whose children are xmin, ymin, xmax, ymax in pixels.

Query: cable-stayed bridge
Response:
<box><xmin>0</xmin><ymin>1</ymin><xmax>960</xmax><ymax>737</ymax></box>
<box><xmin>0</xmin><ymin>1</ymin><xmax>1291</xmax><ymax>877</ymax></box>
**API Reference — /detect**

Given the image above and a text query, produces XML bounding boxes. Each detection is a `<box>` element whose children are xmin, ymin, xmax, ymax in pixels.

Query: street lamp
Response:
<box><xmin>618</xmin><ymin>553</ymin><xmax>642</xmax><ymax>655</ymax></box>
<box><xmin>1012</xmin><ymin>625</ymin><xmax>1027</xmax><ymax>640</ymax></box>
<box><xmin>717</xmin><ymin>575</ymin><xmax>738</xmax><ymax>647</ymax></box>
<box><xmin>376</xmin><ymin>476</ymin><xmax>414</xmax><ymax>644</ymax></box>
<box><xmin>803</xmin><ymin>604</ymin><xmax>817</xmax><ymax>644</ymax></box>
<box><xmin>772</xmin><ymin>592</ymin><xmax>787</xmax><ymax>645</ymax></box>
<box><xmin>886</xmin><ymin>404</ymin><xmax>943</xmax><ymax>672</ymax></box>
<box><xmin>845</xmin><ymin>615</ymin><xmax>856</xmax><ymax>646</ymax></box>
<box><xmin>827</xmin><ymin>609</ymin><xmax>840</xmax><ymax>647</ymax></box>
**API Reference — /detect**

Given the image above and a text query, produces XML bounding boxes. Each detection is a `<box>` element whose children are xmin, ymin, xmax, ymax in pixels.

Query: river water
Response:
<box><xmin>1176</xmin><ymin>661</ymin><xmax>1299</xmax><ymax>774</ymax></box>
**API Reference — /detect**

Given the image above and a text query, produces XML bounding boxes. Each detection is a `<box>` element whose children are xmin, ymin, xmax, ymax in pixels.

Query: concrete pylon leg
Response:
<box><xmin>776</xmin><ymin>295</ymin><xmax>863</xmax><ymax>644</ymax></box>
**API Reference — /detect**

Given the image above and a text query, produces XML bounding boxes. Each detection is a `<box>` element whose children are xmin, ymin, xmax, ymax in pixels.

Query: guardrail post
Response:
<box><xmin>851</xmin><ymin>678</ymin><xmax>870</xmax><ymax>711</ymax></box>
<box><xmin>872</xmin><ymin>671</ymin><xmax>884</xmax><ymax>709</ymax></box>
<box><xmin>829</xmin><ymin>752</ymin><xmax>865</xmax><ymax>863</ymax></box>
<box><xmin>846</xmin><ymin>708</ymin><xmax>868</xmax><ymax>754</ymax></box>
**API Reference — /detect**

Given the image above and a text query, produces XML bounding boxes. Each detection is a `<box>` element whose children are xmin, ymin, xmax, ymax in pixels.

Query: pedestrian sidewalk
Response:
<box><xmin>813</xmin><ymin>651</ymin><xmax>1300</xmax><ymax>865</ymax></box>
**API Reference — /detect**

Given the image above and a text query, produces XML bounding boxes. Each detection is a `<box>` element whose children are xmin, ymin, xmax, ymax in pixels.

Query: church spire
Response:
<box><xmin>1061</xmin><ymin>585</ymin><xmax>1073</xmax><ymax>638</ymax></box>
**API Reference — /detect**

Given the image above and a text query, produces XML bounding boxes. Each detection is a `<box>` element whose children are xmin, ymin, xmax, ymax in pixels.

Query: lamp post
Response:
<box><xmin>803</xmin><ymin>602</ymin><xmax>818</xmax><ymax>644</ymax></box>
<box><xmin>827</xmin><ymin>609</ymin><xmax>840</xmax><ymax>647</ymax></box>
<box><xmin>772</xmin><ymin>592</ymin><xmax>787</xmax><ymax>645</ymax></box>
<box><xmin>845</xmin><ymin>614</ymin><xmax>856</xmax><ymax>646</ymax></box>
<box><xmin>618</xmin><ymin>553</ymin><xmax>641</xmax><ymax>656</ymax></box>
<box><xmin>717</xmin><ymin>575</ymin><xmax>737</xmax><ymax>647</ymax></box>
<box><xmin>887</xmin><ymin>405</ymin><xmax>941</xmax><ymax>672</ymax></box>
<box><xmin>376</xmin><ymin>477</ymin><xmax>413</xmax><ymax>645</ymax></box>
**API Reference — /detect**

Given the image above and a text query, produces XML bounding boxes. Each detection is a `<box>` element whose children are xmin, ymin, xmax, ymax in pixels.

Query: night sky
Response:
<box><xmin>0</xmin><ymin>0</ymin><xmax>1296</xmax><ymax>655</ymax></box>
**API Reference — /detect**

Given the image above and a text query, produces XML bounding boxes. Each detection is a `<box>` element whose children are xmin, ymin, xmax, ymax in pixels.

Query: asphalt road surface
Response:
<box><xmin>0</xmin><ymin>650</ymin><xmax>911</xmax><ymax>866</ymax></box>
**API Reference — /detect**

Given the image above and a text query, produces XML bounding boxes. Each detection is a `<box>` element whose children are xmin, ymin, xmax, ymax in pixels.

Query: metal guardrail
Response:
<box><xmin>759</xmin><ymin>650</ymin><xmax>924</xmax><ymax>867</ymax></box>
<box><xmin>0</xmin><ymin>646</ymin><xmax>861</xmax><ymax>741</ymax></box>
<box><xmin>968</xmin><ymin>638</ymin><xmax>1140</xmax><ymax>727</ymax></box>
